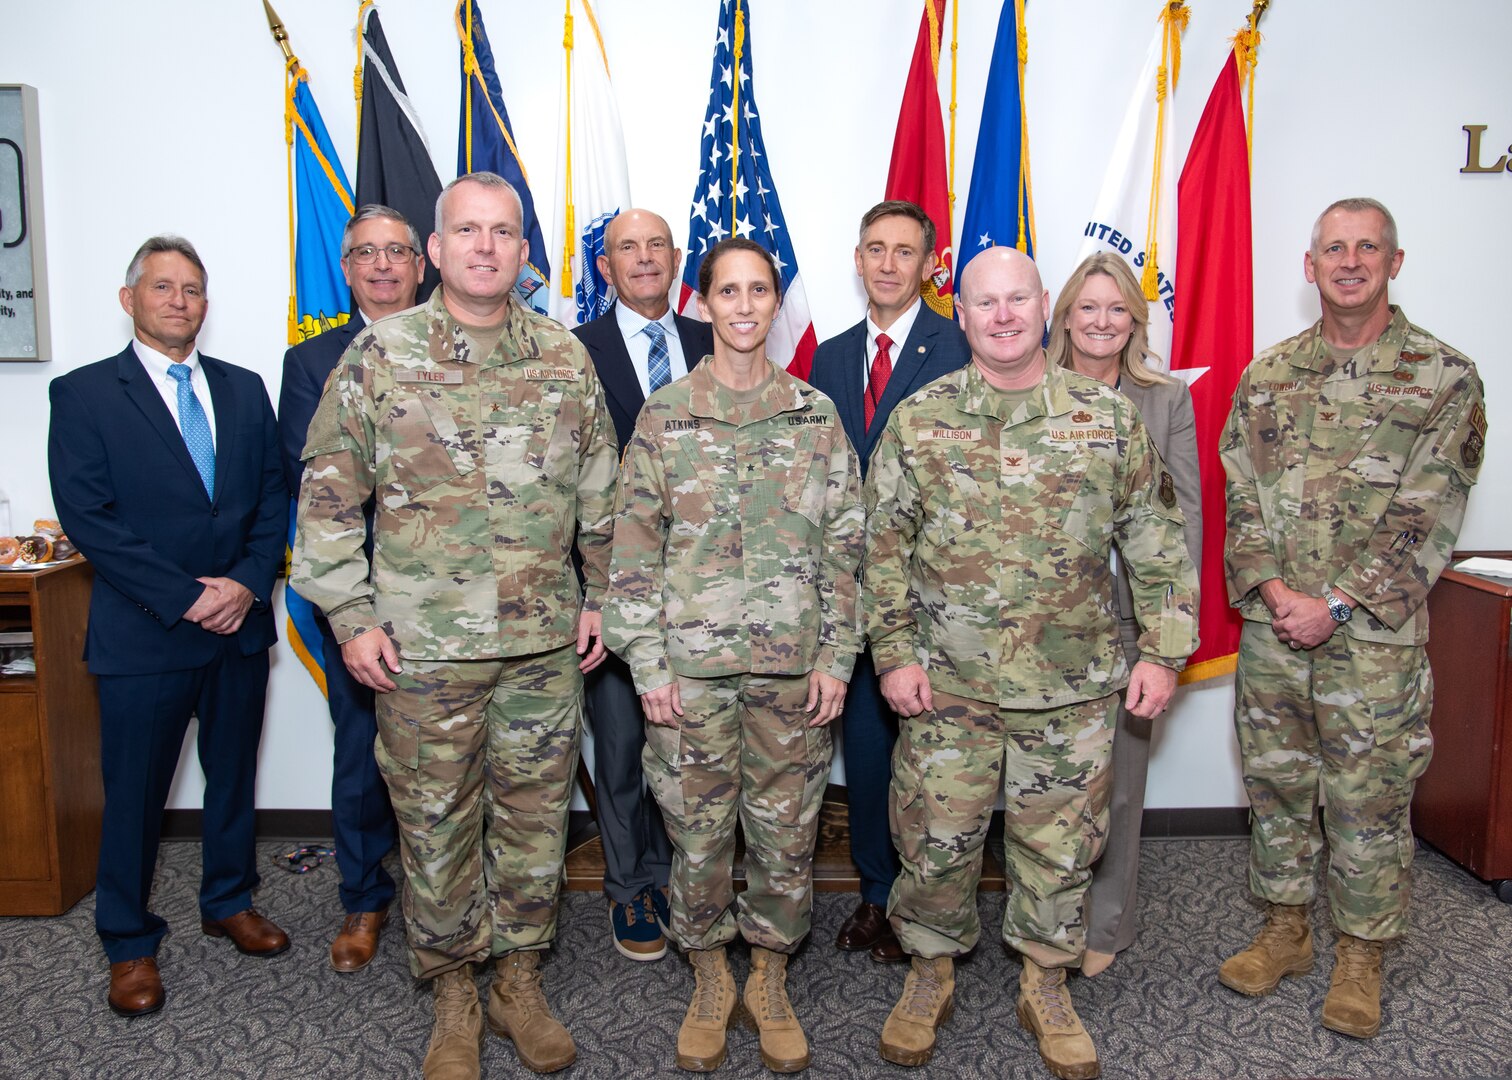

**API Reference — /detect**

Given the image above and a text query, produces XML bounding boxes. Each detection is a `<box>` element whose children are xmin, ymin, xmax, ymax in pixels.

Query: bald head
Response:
<box><xmin>599</xmin><ymin>208</ymin><xmax>682</xmax><ymax>320</ymax></box>
<box><xmin>956</xmin><ymin>246</ymin><xmax>1050</xmax><ymax>390</ymax></box>
<box><xmin>958</xmin><ymin>246</ymin><xmax>1042</xmax><ymax>303</ymax></box>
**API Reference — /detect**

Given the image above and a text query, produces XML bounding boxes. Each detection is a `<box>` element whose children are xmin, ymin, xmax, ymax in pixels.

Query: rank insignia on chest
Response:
<box><xmin>524</xmin><ymin>367</ymin><xmax>578</xmax><ymax>381</ymax></box>
<box><xmin>395</xmin><ymin>368</ymin><xmax>464</xmax><ymax>385</ymax></box>
<box><xmin>1001</xmin><ymin>450</ymin><xmax>1029</xmax><ymax>476</ymax></box>
<box><xmin>1316</xmin><ymin>408</ymin><xmax>1340</xmax><ymax>426</ymax></box>
<box><xmin>1159</xmin><ymin>471</ymin><xmax>1177</xmax><ymax>509</ymax></box>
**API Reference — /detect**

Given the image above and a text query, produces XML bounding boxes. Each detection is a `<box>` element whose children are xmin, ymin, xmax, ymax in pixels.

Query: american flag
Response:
<box><xmin>678</xmin><ymin>0</ymin><xmax>817</xmax><ymax>379</ymax></box>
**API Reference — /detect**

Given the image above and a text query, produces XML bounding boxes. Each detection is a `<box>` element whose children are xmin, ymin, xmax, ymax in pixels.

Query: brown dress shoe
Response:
<box><xmin>331</xmin><ymin>909</ymin><xmax>388</xmax><ymax>972</ymax></box>
<box><xmin>836</xmin><ymin>900</ymin><xmax>891</xmax><ymax>951</ymax></box>
<box><xmin>108</xmin><ymin>956</ymin><xmax>164</xmax><ymax>1017</ymax></box>
<box><xmin>201</xmin><ymin>908</ymin><xmax>291</xmax><ymax>957</ymax></box>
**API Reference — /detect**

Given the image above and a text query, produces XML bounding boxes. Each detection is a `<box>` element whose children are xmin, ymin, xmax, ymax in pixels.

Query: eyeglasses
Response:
<box><xmin>345</xmin><ymin>243</ymin><xmax>417</xmax><ymax>264</ymax></box>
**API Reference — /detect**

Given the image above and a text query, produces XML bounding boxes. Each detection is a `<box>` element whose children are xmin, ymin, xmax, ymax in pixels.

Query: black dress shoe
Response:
<box><xmin>869</xmin><ymin>924</ymin><xmax>906</xmax><ymax>963</ymax></box>
<box><xmin>836</xmin><ymin>900</ymin><xmax>891</xmax><ymax>951</ymax></box>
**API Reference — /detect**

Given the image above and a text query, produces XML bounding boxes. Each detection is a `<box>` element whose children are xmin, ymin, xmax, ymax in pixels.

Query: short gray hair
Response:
<box><xmin>1311</xmin><ymin>197</ymin><xmax>1399</xmax><ymax>254</ymax></box>
<box><xmin>342</xmin><ymin>204</ymin><xmax>422</xmax><ymax>256</ymax></box>
<box><xmin>434</xmin><ymin>172</ymin><xmax>524</xmax><ymax>236</ymax></box>
<box><xmin>124</xmin><ymin>235</ymin><xmax>207</xmax><ymax>291</ymax></box>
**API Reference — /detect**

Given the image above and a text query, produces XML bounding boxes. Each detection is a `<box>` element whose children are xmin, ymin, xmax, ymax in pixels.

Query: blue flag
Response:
<box><xmin>958</xmin><ymin>0</ymin><xmax>1036</xmax><ymax>279</ymax></box>
<box><xmin>290</xmin><ymin>78</ymin><xmax>353</xmax><ymax>343</ymax></box>
<box><xmin>457</xmin><ymin>0</ymin><xmax>551</xmax><ymax>313</ymax></box>
<box><xmin>284</xmin><ymin>64</ymin><xmax>355</xmax><ymax>696</ymax></box>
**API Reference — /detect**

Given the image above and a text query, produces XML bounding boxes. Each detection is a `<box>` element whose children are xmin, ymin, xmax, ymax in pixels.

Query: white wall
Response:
<box><xmin>1</xmin><ymin>1</ymin><xmax>1506</xmax><ymax>812</ymax></box>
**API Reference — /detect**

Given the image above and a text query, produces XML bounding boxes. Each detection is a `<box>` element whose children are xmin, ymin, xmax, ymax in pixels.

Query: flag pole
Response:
<box><xmin>730</xmin><ymin>0</ymin><xmax>745</xmax><ymax>237</ymax></box>
<box><xmin>947</xmin><ymin>0</ymin><xmax>958</xmax><ymax>218</ymax></box>
<box><xmin>560</xmin><ymin>0</ymin><xmax>576</xmax><ymax>296</ymax></box>
<box><xmin>264</xmin><ymin>0</ymin><xmax>301</xmax><ymax>347</ymax></box>
<box><xmin>1141</xmin><ymin>0</ymin><xmax>1188</xmax><ymax>302</ymax></box>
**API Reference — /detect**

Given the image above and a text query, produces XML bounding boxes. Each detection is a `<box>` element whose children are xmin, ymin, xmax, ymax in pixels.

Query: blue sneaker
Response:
<box><xmin>609</xmin><ymin>889</ymin><xmax>666</xmax><ymax>961</ymax></box>
<box><xmin>651</xmin><ymin>885</ymin><xmax>672</xmax><ymax>936</ymax></box>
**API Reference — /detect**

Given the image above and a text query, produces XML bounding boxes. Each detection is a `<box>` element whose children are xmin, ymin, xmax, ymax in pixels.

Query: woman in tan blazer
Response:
<box><xmin>1049</xmin><ymin>252</ymin><xmax>1203</xmax><ymax>976</ymax></box>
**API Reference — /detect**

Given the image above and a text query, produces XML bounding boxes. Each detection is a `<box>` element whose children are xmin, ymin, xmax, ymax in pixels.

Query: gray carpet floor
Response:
<box><xmin>2</xmin><ymin>838</ymin><xmax>1510</xmax><ymax>1079</ymax></box>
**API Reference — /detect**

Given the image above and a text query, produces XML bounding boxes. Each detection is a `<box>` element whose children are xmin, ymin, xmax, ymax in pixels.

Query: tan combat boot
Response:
<box><xmin>424</xmin><ymin>967</ymin><xmax>483</xmax><ymax>1080</ymax></box>
<box><xmin>879</xmin><ymin>955</ymin><xmax>955</xmax><ymax>1067</ymax></box>
<box><xmin>743</xmin><ymin>946</ymin><xmax>809</xmax><ymax>1073</ymax></box>
<box><xmin>1017</xmin><ymin>958</ymin><xmax>1100</xmax><ymax>1080</ymax></box>
<box><xmin>1217</xmin><ymin>903</ymin><xmax>1314</xmax><ymax>996</ymax></box>
<box><xmin>676</xmin><ymin>947</ymin><xmax>740</xmax><ymax>1071</ymax></box>
<box><xmin>487</xmin><ymin>950</ymin><xmax>577</xmax><ymax>1073</ymax></box>
<box><xmin>1321</xmin><ymin>935</ymin><xmax>1384</xmax><ymax>1038</ymax></box>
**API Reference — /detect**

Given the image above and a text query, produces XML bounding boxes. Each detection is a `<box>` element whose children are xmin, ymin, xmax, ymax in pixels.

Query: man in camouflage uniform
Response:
<box><xmin>292</xmin><ymin>172</ymin><xmax>617</xmax><ymax>1079</ymax></box>
<box><xmin>864</xmin><ymin>246</ymin><xmax>1198</xmax><ymax>1079</ymax></box>
<box><xmin>1219</xmin><ymin>198</ymin><xmax>1485</xmax><ymax>1039</ymax></box>
<box><xmin>604</xmin><ymin>239</ymin><xmax>864</xmax><ymax>1073</ymax></box>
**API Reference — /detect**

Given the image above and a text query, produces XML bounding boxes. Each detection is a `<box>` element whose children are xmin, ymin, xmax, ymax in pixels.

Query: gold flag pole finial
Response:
<box><xmin>263</xmin><ymin>0</ymin><xmax>295</xmax><ymax>63</ymax></box>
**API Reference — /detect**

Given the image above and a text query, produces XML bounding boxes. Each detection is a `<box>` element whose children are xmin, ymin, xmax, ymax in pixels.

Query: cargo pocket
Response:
<box><xmin>889</xmin><ymin>746</ymin><xmax>928</xmax><ymax>870</ymax></box>
<box><xmin>525</xmin><ymin>383</ymin><xmax>579</xmax><ymax>490</ymax></box>
<box><xmin>642</xmin><ymin>720</ymin><xmax>686</xmax><ymax>820</ymax></box>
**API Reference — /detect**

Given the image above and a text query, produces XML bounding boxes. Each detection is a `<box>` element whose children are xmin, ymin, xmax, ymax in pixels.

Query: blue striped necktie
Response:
<box><xmin>645</xmin><ymin>322</ymin><xmax>671</xmax><ymax>392</ymax></box>
<box><xmin>168</xmin><ymin>363</ymin><xmax>215</xmax><ymax>498</ymax></box>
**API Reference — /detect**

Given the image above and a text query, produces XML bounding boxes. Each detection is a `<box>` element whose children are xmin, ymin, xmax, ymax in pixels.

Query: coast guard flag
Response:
<box><xmin>357</xmin><ymin>3</ymin><xmax>442</xmax><ymax>299</ymax></box>
<box><xmin>885</xmin><ymin>0</ymin><xmax>954</xmax><ymax>316</ymax></box>
<box><xmin>678</xmin><ymin>0</ymin><xmax>817</xmax><ymax>378</ymax></box>
<box><xmin>1072</xmin><ymin>1</ymin><xmax>1185</xmax><ymax>366</ymax></box>
<box><xmin>1171</xmin><ymin>46</ymin><xmax>1253</xmax><ymax>683</ymax></box>
<box><xmin>283</xmin><ymin>56</ymin><xmax>355</xmax><ymax>695</ymax></box>
<box><xmin>457</xmin><ymin>0</ymin><xmax>552</xmax><ymax>313</ymax></box>
<box><xmin>958</xmin><ymin>0</ymin><xmax>1036</xmax><ymax>274</ymax></box>
<box><xmin>547</xmin><ymin>0</ymin><xmax>632</xmax><ymax>327</ymax></box>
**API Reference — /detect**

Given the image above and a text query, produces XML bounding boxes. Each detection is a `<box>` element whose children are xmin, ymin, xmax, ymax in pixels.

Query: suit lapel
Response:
<box><xmin>584</xmin><ymin>303</ymin><xmax>646</xmax><ymax>421</ymax></box>
<box><xmin>202</xmin><ymin>356</ymin><xmax>236</xmax><ymax>507</ymax></box>
<box><xmin>117</xmin><ymin>347</ymin><xmax>210</xmax><ymax>501</ymax></box>
<box><xmin>833</xmin><ymin>321</ymin><xmax>868</xmax><ymax>453</ymax></box>
<box><xmin>865</xmin><ymin>311</ymin><xmax>935</xmax><ymax>461</ymax></box>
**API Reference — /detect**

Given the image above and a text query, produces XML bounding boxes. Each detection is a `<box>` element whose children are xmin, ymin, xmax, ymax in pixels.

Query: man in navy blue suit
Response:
<box><xmin>48</xmin><ymin>236</ymin><xmax>289</xmax><ymax>1017</ymax></box>
<box><xmin>278</xmin><ymin>205</ymin><xmax>424</xmax><ymax>973</ymax></box>
<box><xmin>807</xmin><ymin>201</ymin><xmax>970</xmax><ymax>963</ymax></box>
<box><xmin>571</xmin><ymin>208</ymin><xmax>714</xmax><ymax>961</ymax></box>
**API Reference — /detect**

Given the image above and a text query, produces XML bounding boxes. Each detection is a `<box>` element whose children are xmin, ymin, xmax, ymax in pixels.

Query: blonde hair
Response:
<box><xmin>1049</xmin><ymin>252</ymin><xmax>1171</xmax><ymax>388</ymax></box>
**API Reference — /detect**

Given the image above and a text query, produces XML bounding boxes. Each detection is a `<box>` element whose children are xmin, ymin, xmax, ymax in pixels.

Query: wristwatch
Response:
<box><xmin>1324</xmin><ymin>589</ymin><xmax>1353</xmax><ymax>624</ymax></box>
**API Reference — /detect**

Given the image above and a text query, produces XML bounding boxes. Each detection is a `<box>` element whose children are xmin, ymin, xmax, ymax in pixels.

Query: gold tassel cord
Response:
<box><xmin>1013</xmin><ymin>0</ymin><xmax>1035</xmax><ymax>254</ymax></box>
<box><xmin>1232</xmin><ymin>0</ymin><xmax>1270</xmax><ymax>168</ymax></box>
<box><xmin>460</xmin><ymin>0</ymin><xmax>474</xmax><ymax>173</ymax></box>
<box><xmin>354</xmin><ymin>0</ymin><xmax>373</xmax><ymax>155</ymax></box>
<box><xmin>948</xmin><ymin>0</ymin><xmax>958</xmax><ymax>214</ymax></box>
<box><xmin>561</xmin><ymin>0</ymin><xmax>576</xmax><ymax>297</ymax></box>
<box><xmin>1141</xmin><ymin>0</ymin><xmax>1188</xmax><ymax>302</ymax></box>
<box><xmin>284</xmin><ymin>61</ymin><xmax>298</xmax><ymax>346</ymax></box>
<box><xmin>452</xmin><ymin>2</ymin><xmax>534</xmax><ymax>183</ymax></box>
<box><xmin>730</xmin><ymin>1</ymin><xmax>745</xmax><ymax>237</ymax></box>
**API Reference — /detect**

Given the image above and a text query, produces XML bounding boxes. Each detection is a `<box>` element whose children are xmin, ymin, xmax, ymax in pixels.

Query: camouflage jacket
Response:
<box><xmin>603</xmin><ymin>358</ymin><xmax>863</xmax><ymax>694</ymax></box>
<box><xmin>864</xmin><ymin>361</ymin><xmax>1198</xmax><ymax>710</ymax></box>
<box><xmin>291</xmin><ymin>288</ymin><xmax>617</xmax><ymax>660</ymax></box>
<box><xmin>1222</xmin><ymin>307</ymin><xmax>1485</xmax><ymax>646</ymax></box>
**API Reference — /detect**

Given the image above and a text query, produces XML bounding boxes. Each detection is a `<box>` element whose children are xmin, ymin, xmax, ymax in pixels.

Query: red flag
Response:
<box><xmin>1171</xmin><ymin>48</ymin><xmax>1252</xmax><ymax>683</ymax></box>
<box><xmin>884</xmin><ymin>0</ymin><xmax>954</xmax><ymax>315</ymax></box>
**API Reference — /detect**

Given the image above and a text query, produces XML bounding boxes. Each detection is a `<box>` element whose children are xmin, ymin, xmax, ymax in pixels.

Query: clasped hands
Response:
<box><xmin>183</xmin><ymin>577</ymin><xmax>254</xmax><ymax>635</ymax></box>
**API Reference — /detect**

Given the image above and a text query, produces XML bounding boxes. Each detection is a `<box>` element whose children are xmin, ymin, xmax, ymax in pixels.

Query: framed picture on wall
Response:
<box><xmin>0</xmin><ymin>84</ymin><xmax>50</xmax><ymax>363</ymax></box>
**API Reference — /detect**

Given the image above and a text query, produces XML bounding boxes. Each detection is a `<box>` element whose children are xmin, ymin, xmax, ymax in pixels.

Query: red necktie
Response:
<box><xmin>865</xmin><ymin>332</ymin><xmax>893</xmax><ymax>432</ymax></box>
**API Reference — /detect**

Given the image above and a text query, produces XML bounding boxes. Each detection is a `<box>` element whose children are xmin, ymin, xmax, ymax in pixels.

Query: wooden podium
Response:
<box><xmin>1416</xmin><ymin>555</ymin><xmax>1512</xmax><ymax>901</ymax></box>
<box><xmin>0</xmin><ymin>558</ymin><xmax>103</xmax><ymax>915</ymax></box>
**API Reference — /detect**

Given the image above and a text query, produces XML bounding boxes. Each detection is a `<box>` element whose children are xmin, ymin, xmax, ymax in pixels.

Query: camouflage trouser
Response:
<box><xmin>888</xmin><ymin>690</ymin><xmax>1117</xmax><ymax>969</ymax></box>
<box><xmin>1234</xmin><ymin>620</ymin><xmax>1433</xmax><ymax>940</ymax></box>
<box><xmin>642</xmin><ymin>672</ymin><xmax>831</xmax><ymax>954</ymax></box>
<box><xmin>375</xmin><ymin>643</ymin><xmax>581</xmax><ymax>978</ymax></box>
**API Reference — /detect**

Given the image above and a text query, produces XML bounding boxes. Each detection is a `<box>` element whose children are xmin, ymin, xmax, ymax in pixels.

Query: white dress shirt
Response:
<box><xmin>614</xmin><ymin>302</ymin><xmax>690</xmax><ymax>398</ymax></box>
<box><xmin>132</xmin><ymin>338</ymin><xmax>217</xmax><ymax>445</ymax></box>
<box><xmin>862</xmin><ymin>297</ymin><xmax>924</xmax><ymax>394</ymax></box>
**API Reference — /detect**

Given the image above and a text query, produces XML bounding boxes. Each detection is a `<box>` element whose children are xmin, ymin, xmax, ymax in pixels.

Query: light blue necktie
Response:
<box><xmin>168</xmin><ymin>363</ymin><xmax>215</xmax><ymax>498</ymax></box>
<box><xmin>645</xmin><ymin>322</ymin><xmax>672</xmax><ymax>392</ymax></box>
